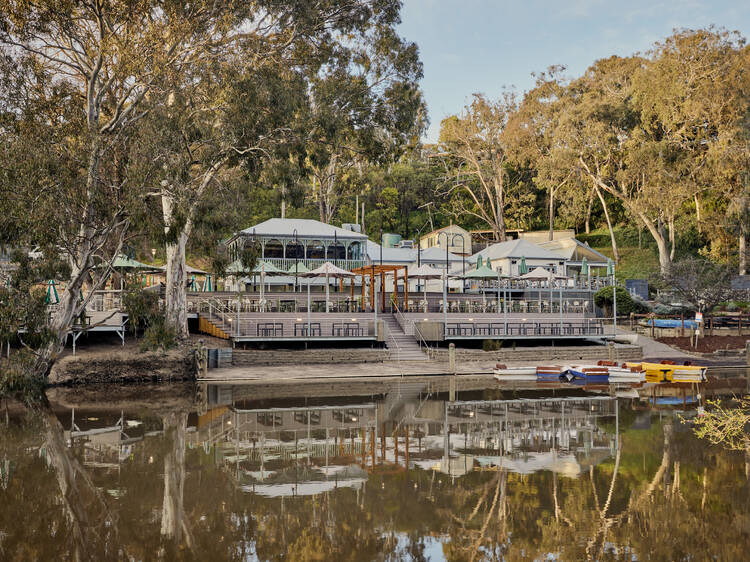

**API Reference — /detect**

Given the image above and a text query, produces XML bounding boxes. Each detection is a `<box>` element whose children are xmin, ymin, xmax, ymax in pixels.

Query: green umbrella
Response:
<box><xmin>462</xmin><ymin>264</ymin><xmax>498</xmax><ymax>279</ymax></box>
<box><xmin>607</xmin><ymin>258</ymin><xmax>615</xmax><ymax>276</ymax></box>
<box><xmin>518</xmin><ymin>256</ymin><xmax>528</xmax><ymax>275</ymax></box>
<box><xmin>111</xmin><ymin>254</ymin><xmax>153</xmax><ymax>269</ymax></box>
<box><xmin>580</xmin><ymin>257</ymin><xmax>589</xmax><ymax>276</ymax></box>
<box><xmin>45</xmin><ymin>280</ymin><xmax>59</xmax><ymax>304</ymax></box>
<box><xmin>203</xmin><ymin>274</ymin><xmax>212</xmax><ymax>292</ymax></box>
<box><xmin>476</xmin><ymin>255</ymin><xmax>483</xmax><ymax>269</ymax></box>
<box><xmin>188</xmin><ymin>275</ymin><xmax>196</xmax><ymax>291</ymax></box>
<box><xmin>287</xmin><ymin>262</ymin><xmax>310</xmax><ymax>274</ymax></box>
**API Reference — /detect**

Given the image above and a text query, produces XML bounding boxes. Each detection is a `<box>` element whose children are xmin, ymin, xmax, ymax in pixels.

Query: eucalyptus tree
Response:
<box><xmin>0</xmin><ymin>1</ymin><xmax>296</xmax><ymax>376</ymax></box>
<box><xmin>136</xmin><ymin>1</ymin><xmax>424</xmax><ymax>338</ymax></box>
<box><xmin>437</xmin><ymin>92</ymin><xmax>524</xmax><ymax>242</ymax></box>
<box><xmin>506</xmin><ymin>67</ymin><xmax>578</xmax><ymax>241</ymax></box>
<box><xmin>303</xmin><ymin>18</ymin><xmax>426</xmax><ymax>224</ymax></box>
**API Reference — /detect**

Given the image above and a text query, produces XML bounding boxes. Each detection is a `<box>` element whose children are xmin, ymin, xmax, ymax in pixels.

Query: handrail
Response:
<box><xmin>394</xmin><ymin>303</ymin><xmax>432</xmax><ymax>356</ymax></box>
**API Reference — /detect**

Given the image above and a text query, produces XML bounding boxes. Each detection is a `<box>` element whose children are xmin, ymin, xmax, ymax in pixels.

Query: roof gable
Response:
<box><xmin>470</xmin><ymin>239</ymin><xmax>564</xmax><ymax>262</ymax></box>
<box><xmin>239</xmin><ymin>218</ymin><xmax>368</xmax><ymax>240</ymax></box>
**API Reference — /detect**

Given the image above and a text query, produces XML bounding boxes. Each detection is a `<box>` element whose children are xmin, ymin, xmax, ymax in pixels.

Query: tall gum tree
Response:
<box><xmin>438</xmin><ymin>93</ymin><xmax>520</xmax><ymax>242</ymax></box>
<box><xmin>137</xmin><ymin>1</ymin><xmax>424</xmax><ymax>338</ymax></box>
<box><xmin>0</xmin><ymin>1</ymin><xmax>284</xmax><ymax>376</ymax></box>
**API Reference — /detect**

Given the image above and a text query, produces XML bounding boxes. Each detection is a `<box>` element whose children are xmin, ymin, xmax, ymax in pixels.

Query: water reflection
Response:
<box><xmin>0</xmin><ymin>379</ymin><xmax>748</xmax><ymax>560</ymax></box>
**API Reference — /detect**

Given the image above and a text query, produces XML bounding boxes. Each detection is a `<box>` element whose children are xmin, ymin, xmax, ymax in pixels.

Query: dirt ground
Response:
<box><xmin>657</xmin><ymin>335</ymin><xmax>749</xmax><ymax>353</ymax></box>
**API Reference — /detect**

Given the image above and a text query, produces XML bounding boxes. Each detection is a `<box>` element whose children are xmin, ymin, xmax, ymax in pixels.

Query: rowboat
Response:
<box><xmin>566</xmin><ymin>365</ymin><xmax>610</xmax><ymax>383</ymax></box>
<box><xmin>536</xmin><ymin>365</ymin><xmax>567</xmax><ymax>379</ymax></box>
<box><xmin>625</xmin><ymin>361</ymin><xmax>707</xmax><ymax>383</ymax></box>
<box><xmin>493</xmin><ymin>364</ymin><xmax>537</xmax><ymax>381</ymax></box>
<box><xmin>597</xmin><ymin>360</ymin><xmax>646</xmax><ymax>383</ymax></box>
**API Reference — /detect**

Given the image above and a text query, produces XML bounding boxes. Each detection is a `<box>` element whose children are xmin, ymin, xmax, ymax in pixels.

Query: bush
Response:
<box><xmin>483</xmin><ymin>339</ymin><xmax>501</xmax><ymax>351</ymax></box>
<box><xmin>631</xmin><ymin>295</ymin><xmax>652</xmax><ymax>314</ymax></box>
<box><xmin>122</xmin><ymin>283</ymin><xmax>160</xmax><ymax>334</ymax></box>
<box><xmin>139</xmin><ymin>317</ymin><xmax>177</xmax><ymax>352</ymax></box>
<box><xmin>594</xmin><ymin>285</ymin><xmax>635</xmax><ymax>316</ymax></box>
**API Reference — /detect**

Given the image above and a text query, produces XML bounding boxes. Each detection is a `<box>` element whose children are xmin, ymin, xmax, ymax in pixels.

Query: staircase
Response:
<box><xmin>198</xmin><ymin>315</ymin><xmax>231</xmax><ymax>340</ymax></box>
<box><xmin>382</xmin><ymin>315</ymin><xmax>429</xmax><ymax>361</ymax></box>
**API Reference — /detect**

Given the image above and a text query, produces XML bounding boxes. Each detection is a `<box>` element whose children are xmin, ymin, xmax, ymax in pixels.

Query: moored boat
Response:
<box><xmin>493</xmin><ymin>364</ymin><xmax>537</xmax><ymax>381</ymax></box>
<box><xmin>625</xmin><ymin>360</ymin><xmax>707</xmax><ymax>383</ymax></box>
<box><xmin>597</xmin><ymin>360</ymin><xmax>646</xmax><ymax>383</ymax></box>
<box><xmin>566</xmin><ymin>364</ymin><xmax>610</xmax><ymax>382</ymax></box>
<box><xmin>536</xmin><ymin>365</ymin><xmax>567</xmax><ymax>378</ymax></box>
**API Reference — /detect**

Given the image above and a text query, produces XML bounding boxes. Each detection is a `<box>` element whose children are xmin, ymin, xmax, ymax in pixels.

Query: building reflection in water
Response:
<box><xmin>190</xmin><ymin>383</ymin><xmax>618</xmax><ymax>497</ymax></box>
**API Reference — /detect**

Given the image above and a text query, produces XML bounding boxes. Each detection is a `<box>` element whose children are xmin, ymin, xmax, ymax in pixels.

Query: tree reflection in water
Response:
<box><xmin>0</xmin><ymin>388</ymin><xmax>747</xmax><ymax>560</ymax></box>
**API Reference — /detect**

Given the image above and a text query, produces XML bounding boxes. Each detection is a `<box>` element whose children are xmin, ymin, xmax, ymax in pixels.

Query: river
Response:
<box><xmin>0</xmin><ymin>374</ymin><xmax>748</xmax><ymax>560</ymax></box>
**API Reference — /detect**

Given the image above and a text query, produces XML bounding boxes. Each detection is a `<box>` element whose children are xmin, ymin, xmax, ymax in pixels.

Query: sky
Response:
<box><xmin>397</xmin><ymin>0</ymin><xmax>750</xmax><ymax>142</ymax></box>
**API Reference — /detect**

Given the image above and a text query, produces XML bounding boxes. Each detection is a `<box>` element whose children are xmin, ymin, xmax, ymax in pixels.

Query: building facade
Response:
<box><xmin>226</xmin><ymin>218</ymin><xmax>368</xmax><ymax>271</ymax></box>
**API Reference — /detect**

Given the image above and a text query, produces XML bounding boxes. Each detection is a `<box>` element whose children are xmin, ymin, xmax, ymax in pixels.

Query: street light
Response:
<box><xmin>292</xmin><ymin>228</ymin><xmax>298</xmax><ymax>293</ymax></box>
<box><xmin>438</xmin><ymin>231</ymin><xmax>463</xmax><ymax>339</ymax></box>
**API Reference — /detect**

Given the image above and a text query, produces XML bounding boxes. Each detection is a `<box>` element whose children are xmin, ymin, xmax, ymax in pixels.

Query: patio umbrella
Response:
<box><xmin>518</xmin><ymin>256</ymin><xmax>528</xmax><ymax>275</ymax></box>
<box><xmin>301</xmin><ymin>261</ymin><xmax>355</xmax><ymax>313</ymax></box>
<box><xmin>607</xmin><ymin>258</ymin><xmax>615</xmax><ymax>276</ymax></box>
<box><xmin>520</xmin><ymin>267</ymin><xmax>568</xmax><ymax>280</ymax></box>
<box><xmin>580</xmin><ymin>257</ymin><xmax>589</xmax><ymax>276</ymax></box>
<box><xmin>250</xmin><ymin>260</ymin><xmax>286</xmax><ymax>304</ymax></box>
<box><xmin>287</xmin><ymin>262</ymin><xmax>310</xmax><ymax>274</ymax></box>
<box><xmin>408</xmin><ymin>264</ymin><xmax>443</xmax><ymax>309</ymax></box>
<box><xmin>45</xmin><ymin>280</ymin><xmax>59</xmax><ymax>304</ymax></box>
<box><xmin>203</xmin><ymin>274</ymin><xmax>213</xmax><ymax>292</ymax></box>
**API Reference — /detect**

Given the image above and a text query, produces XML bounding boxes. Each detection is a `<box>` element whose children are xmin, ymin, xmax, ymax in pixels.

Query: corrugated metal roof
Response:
<box><xmin>468</xmin><ymin>239</ymin><xmax>565</xmax><ymax>262</ymax></box>
<box><xmin>366</xmin><ymin>241</ymin><xmax>463</xmax><ymax>264</ymax></box>
<box><xmin>237</xmin><ymin>218</ymin><xmax>368</xmax><ymax>240</ymax></box>
<box><xmin>538</xmin><ymin>238</ymin><xmax>609</xmax><ymax>263</ymax></box>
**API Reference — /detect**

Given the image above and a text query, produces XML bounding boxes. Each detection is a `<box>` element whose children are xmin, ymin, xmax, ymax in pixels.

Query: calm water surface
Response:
<box><xmin>0</xmin><ymin>375</ymin><xmax>748</xmax><ymax>560</ymax></box>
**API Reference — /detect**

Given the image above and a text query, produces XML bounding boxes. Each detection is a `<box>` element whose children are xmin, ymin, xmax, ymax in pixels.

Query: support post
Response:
<box><xmin>449</xmin><ymin>342</ymin><xmax>456</xmax><ymax>374</ymax></box>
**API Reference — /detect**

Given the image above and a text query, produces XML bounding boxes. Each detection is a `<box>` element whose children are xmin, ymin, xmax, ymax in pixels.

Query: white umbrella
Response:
<box><xmin>301</xmin><ymin>261</ymin><xmax>356</xmax><ymax>313</ymax></box>
<box><xmin>408</xmin><ymin>264</ymin><xmax>443</xmax><ymax>311</ymax></box>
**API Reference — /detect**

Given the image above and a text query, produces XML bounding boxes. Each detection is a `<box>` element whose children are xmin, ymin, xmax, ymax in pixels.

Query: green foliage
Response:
<box><xmin>0</xmin><ymin>349</ymin><xmax>45</xmax><ymax>403</ymax></box>
<box><xmin>482</xmin><ymin>339</ymin><xmax>501</xmax><ymax>351</ymax></box>
<box><xmin>139</xmin><ymin>317</ymin><xmax>177</xmax><ymax>353</ymax></box>
<box><xmin>121</xmin><ymin>283</ymin><xmax>160</xmax><ymax>335</ymax></box>
<box><xmin>594</xmin><ymin>286</ymin><xmax>635</xmax><ymax>315</ymax></box>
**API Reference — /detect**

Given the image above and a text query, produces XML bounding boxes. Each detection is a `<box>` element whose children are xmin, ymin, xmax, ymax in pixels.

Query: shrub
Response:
<box><xmin>594</xmin><ymin>286</ymin><xmax>635</xmax><ymax>316</ymax></box>
<box><xmin>140</xmin><ymin>317</ymin><xmax>177</xmax><ymax>352</ymax></box>
<box><xmin>122</xmin><ymin>283</ymin><xmax>160</xmax><ymax>334</ymax></box>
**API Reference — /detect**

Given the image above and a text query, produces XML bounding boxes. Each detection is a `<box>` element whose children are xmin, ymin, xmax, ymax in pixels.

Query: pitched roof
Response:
<box><xmin>468</xmin><ymin>239</ymin><xmax>564</xmax><ymax>263</ymax></box>
<box><xmin>538</xmin><ymin>238</ymin><xmax>609</xmax><ymax>263</ymax></box>
<box><xmin>366</xmin><ymin>241</ymin><xmax>463</xmax><ymax>264</ymax></box>
<box><xmin>237</xmin><ymin>218</ymin><xmax>368</xmax><ymax>240</ymax></box>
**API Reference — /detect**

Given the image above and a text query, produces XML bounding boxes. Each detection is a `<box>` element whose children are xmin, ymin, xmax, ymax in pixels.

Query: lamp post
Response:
<box><xmin>438</xmin><ymin>231</ymin><xmax>462</xmax><ymax>338</ymax></box>
<box><xmin>292</xmin><ymin>228</ymin><xmax>299</xmax><ymax>293</ymax></box>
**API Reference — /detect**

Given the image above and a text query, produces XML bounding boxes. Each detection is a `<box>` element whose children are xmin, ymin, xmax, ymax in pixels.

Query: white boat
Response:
<box><xmin>607</xmin><ymin>366</ymin><xmax>646</xmax><ymax>383</ymax></box>
<box><xmin>493</xmin><ymin>365</ymin><xmax>537</xmax><ymax>381</ymax></box>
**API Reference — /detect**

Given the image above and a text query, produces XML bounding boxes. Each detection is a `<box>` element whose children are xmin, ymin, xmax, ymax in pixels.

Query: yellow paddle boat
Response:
<box><xmin>625</xmin><ymin>361</ymin><xmax>706</xmax><ymax>383</ymax></box>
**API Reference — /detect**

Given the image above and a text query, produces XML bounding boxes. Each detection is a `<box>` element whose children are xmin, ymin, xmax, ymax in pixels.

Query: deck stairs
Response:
<box><xmin>382</xmin><ymin>315</ymin><xmax>428</xmax><ymax>361</ymax></box>
<box><xmin>198</xmin><ymin>313</ymin><xmax>231</xmax><ymax>340</ymax></box>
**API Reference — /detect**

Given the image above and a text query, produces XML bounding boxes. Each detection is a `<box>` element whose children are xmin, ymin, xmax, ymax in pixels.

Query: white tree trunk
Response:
<box><xmin>740</xmin><ymin>222</ymin><xmax>747</xmax><ymax>276</ymax></box>
<box><xmin>165</xmin><ymin>233</ymin><xmax>189</xmax><ymax>339</ymax></box>
<box><xmin>162</xmin><ymin>191</ymin><xmax>189</xmax><ymax>339</ymax></box>
<box><xmin>595</xmin><ymin>187</ymin><xmax>619</xmax><ymax>263</ymax></box>
<box><xmin>160</xmin><ymin>412</ymin><xmax>194</xmax><ymax>550</ymax></box>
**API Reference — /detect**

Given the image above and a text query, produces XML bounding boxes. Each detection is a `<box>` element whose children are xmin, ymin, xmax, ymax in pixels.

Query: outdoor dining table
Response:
<box><xmin>257</xmin><ymin>322</ymin><xmax>283</xmax><ymax>337</ymax></box>
<box><xmin>332</xmin><ymin>322</ymin><xmax>363</xmax><ymax>336</ymax></box>
<box><xmin>294</xmin><ymin>322</ymin><xmax>321</xmax><ymax>336</ymax></box>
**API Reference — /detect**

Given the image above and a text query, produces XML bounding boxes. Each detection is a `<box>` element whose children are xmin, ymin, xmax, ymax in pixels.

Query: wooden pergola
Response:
<box><xmin>349</xmin><ymin>265</ymin><xmax>409</xmax><ymax>312</ymax></box>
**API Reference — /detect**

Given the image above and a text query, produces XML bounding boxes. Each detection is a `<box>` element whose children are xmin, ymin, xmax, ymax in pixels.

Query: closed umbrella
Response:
<box><xmin>518</xmin><ymin>256</ymin><xmax>528</xmax><ymax>275</ymax></box>
<box><xmin>45</xmin><ymin>280</ymin><xmax>59</xmax><ymax>304</ymax></box>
